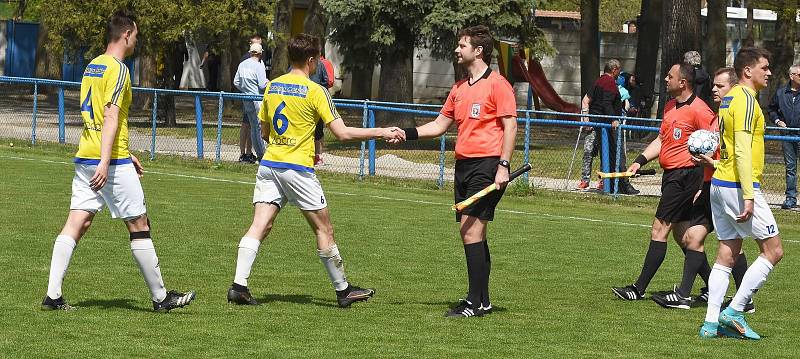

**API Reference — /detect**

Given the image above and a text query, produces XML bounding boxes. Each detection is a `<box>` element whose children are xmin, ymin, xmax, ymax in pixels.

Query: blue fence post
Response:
<box><xmin>601</xmin><ymin>127</ymin><xmax>611</xmax><ymax>193</ymax></box>
<box><xmin>31</xmin><ymin>82</ymin><xmax>38</xmax><ymax>145</ymax></box>
<box><xmin>438</xmin><ymin>134</ymin><xmax>446</xmax><ymax>189</ymax></box>
<box><xmin>150</xmin><ymin>93</ymin><xmax>158</xmax><ymax>161</ymax></box>
<box><xmin>523</xmin><ymin>111</ymin><xmax>531</xmax><ymax>186</ymax></box>
<box><xmin>216</xmin><ymin>94</ymin><xmax>224</xmax><ymax>163</ymax></box>
<box><xmin>614</xmin><ymin>123</ymin><xmax>623</xmax><ymax>195</ymax></box>
<box><xmin>57</xmin><ymin>86</ymin><xmax>65</xmax><ymax>143</ymax></box>
<box><xmin>194</xmin><ymin>94</ymin><xmax>204</xmax><ymax>159</ymax></box>
<box><xmin>368</xmin><ymin>110</ymin><xmax>376</xmax><ymax>176</ymax></box>
<box><xmin>359</xmin><ymin>100</ymin><xmax>368</xmax><ymax>180</ymax></box>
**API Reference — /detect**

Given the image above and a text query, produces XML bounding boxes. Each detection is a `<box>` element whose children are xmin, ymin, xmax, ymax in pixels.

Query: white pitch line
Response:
<box><xmin>5</xmin><ymin>153</ymin><xmax>800</xmax><ymax>241</ymax></box>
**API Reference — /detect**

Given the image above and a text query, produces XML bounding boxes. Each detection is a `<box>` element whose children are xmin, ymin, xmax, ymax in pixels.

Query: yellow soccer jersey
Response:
<box><xmin>258</xmin><ymin>73</ymin><xmax>339</xmax><ymax>171</ymax></box>
<box><xmin>714</xmin><ymin>85</ymin><xmax>765</xmax><ymax>186</ymax></box>
<box><xmin>75</xmin><ymin>54</ymin><xmax>132</xmax><ymax>163</ymax></box>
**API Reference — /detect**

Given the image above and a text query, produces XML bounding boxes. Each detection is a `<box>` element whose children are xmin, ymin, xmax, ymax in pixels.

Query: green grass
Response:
<box><xmin>1</xmin><ymin>142</ymin><xmax>799</xmax><ymax>357</ymax></box>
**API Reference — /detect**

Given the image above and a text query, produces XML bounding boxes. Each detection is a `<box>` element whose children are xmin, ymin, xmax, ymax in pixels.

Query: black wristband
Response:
<box><xmin>634</xmin><ymin>154</ymin><xmax>648</xmax><ymax>167</ymax></box>
<box><xmin>403</xmin><ymin>127</ymin><xmax>419</xmax><ymax>141</ymax></box>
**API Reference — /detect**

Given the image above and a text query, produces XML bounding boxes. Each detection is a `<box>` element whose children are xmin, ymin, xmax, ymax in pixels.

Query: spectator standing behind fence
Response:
<box><xmin>768</xmin><ymin>64</ymin><xmax>800</xmax><ymax>209</ymax></box>
<box><xmin>577</xmin><ymin>59</ymin><xmax>639</xmax><ymax>194</ymax></box>
<box><xmin>237</xmin><ymin>35</ymin><xmax>265</xmax><ymax>163</ymax></box>
<box><xmin>684</xmin><ymin>51</ymin><xmax>713</xmax><ymax>107</ymax></box>
<box><xmin>310</xmin><ymin>51</ymin><xmax>335</xmax><ymax>165</ymax></box>
<box><xmin>234</xmin><ymin>43</ymin><xmax>269</xmax><ymax>161</ymax></box>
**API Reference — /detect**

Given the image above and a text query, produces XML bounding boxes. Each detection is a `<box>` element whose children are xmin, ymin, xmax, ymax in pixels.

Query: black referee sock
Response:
<box><xmin>732</xmin><ymin>252</ymin><xmax>749</xmax><ymax>289</ymax></box>
<box><xmin>633</xmin><ymin>240</ymin><xmax>667</xmax><ymax>294</ymax></box>
<box><xmin>464</xmin><ymin>242</ymin><xmax>487</xmax><ymax>307</ymax></box>
<box><xmin>677</xmin><ymin>250</ymin><xmax>706</xmax><ymax>297</ymax></box>
<box><xmin>698</xmin><ymin>253</ymin><xmax>711</xmax><ymax>286</ymax></box>
<box><xmin>482</xmin><ymin>240</ymin><xmax>491</xmax><ymax>308</ymax></box>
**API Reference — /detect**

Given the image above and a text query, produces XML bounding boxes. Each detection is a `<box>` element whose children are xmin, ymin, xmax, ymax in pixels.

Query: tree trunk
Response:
<box><xmin>658</xmin><ymin>0</ymin><xmax>700</xmax><ymax>117</ymax></box>
<box><xmin>135</xmin><ymin>54</ymin><xmax>157</xmax><ymax>110</ymax></box>
<box><xmin>633</xmin><ymin>0</ymin><xmax>662</xmax><ymax>118</ymax></box>
<box><xmin>580</xmin><ymin>0</ymin><xmax>600</xmax><ymax>96</ymax></box>
<box><xmin>766</xmin><ymin>1</ymin><xmax>798</xmax><ymax>98</ymax></box>
<box><xmin>350</xmin><ymin>66</ymin><xmax>374</xmax><ymax>99</ymax></box>
<box><xmin>377</xmin><ymin>42</ymin><xmax>414</xmax><ymax>127</ymax></box>
<box><xmin>704</xmin><ymin>0</ymin><xmax>727</xmax><ymax>74</ymax></box>
<box><xmin>303</xmin><ymin>0</ymin><xmax>327</xmax><ymax>41</ymax></box>
<box><xmin>743</xmin><ymin>2</ymin><xmax>755</xmax><ymax>47</ymax></box>
<box><xmin>271</xmin><ymin>0</ymin><xmax>293</xmax><ymax>80</ymax></box>
<box><xmin>219</xmin><ymin>31</ymin><xmax>235</xmax><ymax>92</ymax></box>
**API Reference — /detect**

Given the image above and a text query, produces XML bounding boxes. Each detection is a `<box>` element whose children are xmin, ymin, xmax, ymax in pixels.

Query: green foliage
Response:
<box><xmin>540</xmin><ymin>0</ymin><xmax>640</xmax><ymax>32</ymax></box>
<box><xmin>326</xmin><ymin>0</ymin><xmax>552</xmax><ymax>70</ymax></box>
<box><xmin>37</xmin><ymin>1</ymin><xmax>274</xmax><ymax>60</ymax></box>
<box><xmin>421</xmin><ymin>0</ymin><xmax>554</xmax><ymax>61</ymax></box>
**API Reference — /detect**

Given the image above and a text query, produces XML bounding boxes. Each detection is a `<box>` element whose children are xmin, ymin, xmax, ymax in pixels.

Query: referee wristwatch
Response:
<box><xmin>498</xmin><ymin>160</ymin><xmax>511</xmax><ymax>170</ymax></box>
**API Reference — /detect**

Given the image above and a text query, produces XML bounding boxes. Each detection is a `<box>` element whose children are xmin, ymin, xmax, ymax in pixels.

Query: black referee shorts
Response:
<box><xmin>454</xmin><ymin>157</ymin><xmax>506</xmax><ymax>222</ymax></box>
<box><xmin>655</xmin><ymin>166</ymin><xmax>703</xmax><ymax>223</ymax></box>
<box><xmin>688</xmin><ymin>181</ymin><xmax>714</xmax><ymax>232</ymax></box>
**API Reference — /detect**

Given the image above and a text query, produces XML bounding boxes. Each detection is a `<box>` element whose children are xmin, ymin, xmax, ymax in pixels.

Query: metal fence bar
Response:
<box><xmin>194</xmin><ymin>95</ymin><xmax>204</xmax><ymax>159</ymax></box>
<box><xmin>438</xmin><ymin>134</ymin><xmax>446</xmax><ymax>189</ymax></box>
<box><xmin>601</xmin><ymin>128</ymin><xmax>610</xmax><ymax>193</ymax></box>
<box><xmin>150</xmin><ymin>94</ymin><xmax>158</xmax><ymax>161</ymax></box>
<box><xmin>58</xmin><ymin>86</ymin><xmax>65</xmax><ymax>143</ymax></box>
<box><xmin>613</xmin><ymin>125</ymin><xmax>623</xmax><ymax>195</ymax></box>
<box><xmin>368</xmin><ymin>110</ymin><xmax>376</xmax><ymax>176</ymax></box>
<box><xmin>359</xmin><ymin>101</ymin><xmax>368</xmax><ymax>179</ymax></box>
<box><xmin>523</xmin><ymin>113</ymin><xmax>531</xmax><ymax>184</ymax></box>
<box><xmin>31</xmin><ymin>82</ymin><xmax>38</xmax><ymax>145</ymax></box>
<box><xmin>215</xmin><ymin>94</ymin><xmax>224</xmax><ymax>163</ymax></box>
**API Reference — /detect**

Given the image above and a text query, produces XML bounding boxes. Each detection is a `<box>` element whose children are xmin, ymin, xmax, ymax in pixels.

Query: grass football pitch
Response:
<box><xmin>1</xmin><ymin>142</ymin><xmax>798</xmax><ymax>358</ymax></box>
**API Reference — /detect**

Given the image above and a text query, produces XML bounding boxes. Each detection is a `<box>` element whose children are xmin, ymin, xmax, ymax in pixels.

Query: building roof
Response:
<box><xmin>535</xmin><ymin>10</ymin><xmax>581</xmax><ymax>20</ymax></box>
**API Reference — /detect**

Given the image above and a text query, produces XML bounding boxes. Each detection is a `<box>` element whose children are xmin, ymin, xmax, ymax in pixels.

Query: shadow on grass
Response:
<box><xmin>257</xmin><ymin>293</ymin><xmax>339</xmax><ymax>308</ymax></box>
<box><xmin>73</xmin><ymin>298</ymin><xmax>152</xmax><ymax>312</ymax></box>
<box><xmin>387</xmin><ymin>299</ymin><xmax>508</xmax><ymax>314</ymax></box>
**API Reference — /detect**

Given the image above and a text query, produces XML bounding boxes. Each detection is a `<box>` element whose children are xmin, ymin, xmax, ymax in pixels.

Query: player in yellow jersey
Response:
<box><xmin>42</xmin><ymin>11</ymin><xmax>195</xmax><ymax>312</ymax></box>
<box><xmin>227</xmin><ymin>34</ymin><xmax>405</xmax><ymax>307</ymax></box>
<box><xmin>698</xmin><ymin>48</ymin><xmax>784</xmax><ymax>339</ymax></box>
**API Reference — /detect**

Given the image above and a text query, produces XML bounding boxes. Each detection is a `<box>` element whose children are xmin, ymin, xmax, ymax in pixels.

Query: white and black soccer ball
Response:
<box><xmin>687</xmin><ymin>129</ymin><xmax>719</xmax><ymax>156</ymax></box>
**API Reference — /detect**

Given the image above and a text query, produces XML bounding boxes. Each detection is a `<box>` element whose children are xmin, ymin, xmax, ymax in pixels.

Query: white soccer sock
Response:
<box><xmin>318</xmin><ymin>244</ymin><xmax>348</xmax><ymax>291</ymax></box>
<box><xmin>233</xmin><ymin>236</ymin><xmax>261</xmax><ymax>287</ymax></box>
<box><xmin>130</xmin><ymin>239</ymin><xmax>167</xmax><ymax>303</ymax></box>
<box><xmin>46</xmin><ymin>235</ymin><xmax>77</xmax><ymax>299</ymax></box>
<box><xmin>730</xmin><ymin>256</ymin><xmax>773</xmax><ymax>312</ymax></box>
<box><xmin>704</xmin><ymin>263</ymin><xmax>732</xmax><ymax>323</ymax></box>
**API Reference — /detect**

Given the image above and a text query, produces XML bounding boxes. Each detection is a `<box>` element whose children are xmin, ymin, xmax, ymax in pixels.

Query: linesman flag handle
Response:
<box><xmin>452</xmin><ymin>163</ymin><xmax>533</xmax><ymax>212</ymax></box>
<box><xmin>596</xmin><ymin>168</ymin><xmax>656</xmax><ymax>179</ymax></box>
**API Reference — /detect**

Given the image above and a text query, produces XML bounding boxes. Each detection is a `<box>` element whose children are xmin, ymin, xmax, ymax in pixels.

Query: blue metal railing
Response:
<box><xmin>4</xmin><ymin>75</ymin><xmax>800</xmax><ymax>193</ymax></box>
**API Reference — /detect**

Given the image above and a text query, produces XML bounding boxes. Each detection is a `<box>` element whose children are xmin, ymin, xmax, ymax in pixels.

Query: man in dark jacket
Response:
<box><xmin>768</xmin><ymin>64</ymin><xmax>800</xmax><ymax>209</ymax></box>
<box><xmin>586</xmin><ymin>59</ymin><xmax>638</xmax><ymax>195</ymax></box>
<box><xmin>684</xmin><ymin>51</ymin><xmax>713</xmax><ymax>107</ymax></box>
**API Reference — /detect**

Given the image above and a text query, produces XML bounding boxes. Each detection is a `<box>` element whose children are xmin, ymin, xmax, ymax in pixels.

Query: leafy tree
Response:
<box><xmin>37</xmin><ymin>0</ymin><xmax>274</xmax><ymax>125</ymax></box>
<box><xmin>540</xmin><ymin>0</ymin><xmax>640</xmax><ymax>32</ymax></box>
<box><xmin>657</xmin><ymin>0</ymin><xmax>701</xmax><ymax>116</ymax></box>
<box><xmin>421</xmin><ymin>0</ymin><xmax>552</xmax><ymax>81</ymax></box>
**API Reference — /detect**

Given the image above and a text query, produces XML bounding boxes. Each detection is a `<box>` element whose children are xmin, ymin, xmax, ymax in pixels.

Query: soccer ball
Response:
<box><xmin>687</xmin><ymin>129</ymin><xmax>719</xmax><ymax>156</ymax></box>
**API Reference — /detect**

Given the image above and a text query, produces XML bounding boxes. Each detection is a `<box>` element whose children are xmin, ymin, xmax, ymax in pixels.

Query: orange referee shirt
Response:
<box><xmin>441</xmin><ymin>68</ymin><xmax>517</xmax><ymax>159</ymax></box>
<box><xmin>659</xmin><ymin>95</ymin><xmax>716</xmax><ymax>170</ymax></box>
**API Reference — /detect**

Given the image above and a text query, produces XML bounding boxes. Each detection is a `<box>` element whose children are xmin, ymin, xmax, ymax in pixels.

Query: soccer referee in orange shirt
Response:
<box><xmin>401</xmin><ymin>25</ymin><xmax>517</xmax><ymax>318</ymax></box>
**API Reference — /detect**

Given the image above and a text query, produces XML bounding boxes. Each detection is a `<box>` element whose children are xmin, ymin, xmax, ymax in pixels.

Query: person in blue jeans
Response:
<box><xmin>768</xmin><ymin>64</ymin><xmax>800</xmax><ymax>209</ymax></box>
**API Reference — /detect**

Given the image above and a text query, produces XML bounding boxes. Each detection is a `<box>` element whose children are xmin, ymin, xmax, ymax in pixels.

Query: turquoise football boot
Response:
<box><xmin>699</xmin><ymin>321</ymin><xmax>719</xmax><ymax>339</ymax></box>
<box><xmin>720</xmin><ymin>307</ymin><xmax>761</xmax><ymax>340</ymax></box>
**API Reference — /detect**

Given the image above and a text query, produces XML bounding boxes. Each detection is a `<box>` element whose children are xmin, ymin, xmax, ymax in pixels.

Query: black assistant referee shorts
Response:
<box><xmin>655</xmin><ymin>166</ymin><xmax>704</xmax><ymax>223</ymax></box>
<box><xmin>688</xmin><ymin>181</ymin><xmax>714</xmax><ymax>232</ymax></box>
<box><xmin>454</xmin><ymin>157</ymin><xmax>506</xmax><ymax>222</ymax></box>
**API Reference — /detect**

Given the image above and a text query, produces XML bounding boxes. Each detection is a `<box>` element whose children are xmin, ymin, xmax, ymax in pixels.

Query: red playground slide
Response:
<box><xmin>511</xmin><ymin>54</ymin><xmax>580</xmax><ymax>114</ymax></box>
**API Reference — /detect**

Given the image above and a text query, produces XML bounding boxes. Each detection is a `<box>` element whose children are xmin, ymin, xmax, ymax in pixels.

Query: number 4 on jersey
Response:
<box><xmin>81</xmin><ymin>88</ymin><xmax>94</xmax><ymax>120</ymax></box>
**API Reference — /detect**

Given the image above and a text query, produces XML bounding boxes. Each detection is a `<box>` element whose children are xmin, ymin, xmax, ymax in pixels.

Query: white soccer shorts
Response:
<box><xmin>710</xmin><ymin>182</ymin><xmax>779</xmax><ymax>240</ymax></box>
<box><xmin>253</xmin><ymin>165</ymin><xmax>327</xmax><ymax>211</ymax></box>
<box><xmin>70</xmin><ymin>163</ymin><xmax>147</xmax><ymax>220</ymax></box>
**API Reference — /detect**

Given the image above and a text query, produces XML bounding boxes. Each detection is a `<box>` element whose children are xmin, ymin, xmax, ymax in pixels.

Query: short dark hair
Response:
<box><xmin>677</xmin><ymin>63</ymin><xmax>695</xmax><ymax>89</ymax></box>
<box><xmin>250</xmin><ymin>34</ymin><xmax>262</xmax><ymax>41</ymax></box>
<box><xmin>106</xmin><ymin>10</ymin><xmax>137</xmax><ymax>43</ymax></box>
<box><xmin>714</xmin><ymin>67</ymin><xmax>738</xmax><ymax>86</ymax></box>
<box><xmin>288</xmin><ymin>33</ymin><xmax>320</xmax><ymax>64</ymax></box>
<box><xmin>457</xmin><ymin>25</ymin><xmax>494</xmax><ymax>64</ymax></box>
<box><xmin>734</xmin><ymin>47</ymin><xmax>771</xmax><ymax>78</ymax></box>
